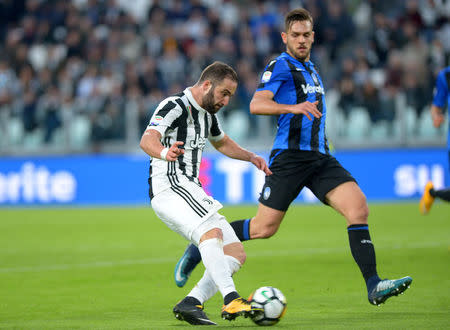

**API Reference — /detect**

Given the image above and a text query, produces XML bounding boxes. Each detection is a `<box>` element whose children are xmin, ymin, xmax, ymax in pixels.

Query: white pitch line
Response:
<box><xmin>0</xmin><ymin>257</ymin><xmax>176</xmax><ymax>273</ymax></box>
<box><xmin>0</xmin><ymin>241</ymin><xmax>446</xmax><ymax>274</ymax></box>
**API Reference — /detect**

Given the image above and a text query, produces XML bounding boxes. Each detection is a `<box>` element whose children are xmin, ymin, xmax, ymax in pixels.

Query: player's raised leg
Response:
<box><xmin>326</xmin><ymin>181</ymin><xmax>413</xmax><ymax>305</ymax></box>
<box><xmin>174</xmin><ymin>243</ymin><xmax>201</xmax><ymax>287</ymax></box>
<box><xmin>174</xmin><ymin>205</ymin><xmax>285</xmax><ymax>287</ymax></box>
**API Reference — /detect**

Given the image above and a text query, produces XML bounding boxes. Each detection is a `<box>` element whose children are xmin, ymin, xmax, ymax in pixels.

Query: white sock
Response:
<box><xmin>225</xmin><ymin>255</ymin><xmax>242</xmax><ymax>275</ymax></box>
<box><xmin>197</xmin><ymin>238</ymin><xmax>237</xmax><ymax>299</ymax></box>
<box><xmin>188</xmin><ymin>255</ymin><xmax>242</xmax><ymax>304</ymax></box>
<box><xmin>187</xmin><ymin>271</ymin><xmax>215</xmax><ymax>304</ymax></box>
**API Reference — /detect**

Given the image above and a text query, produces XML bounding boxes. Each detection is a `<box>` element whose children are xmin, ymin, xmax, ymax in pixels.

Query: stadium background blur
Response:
<box><xmin>0</xmin><ymin>0</ymin><xmax>449</xmax><ymax>155</ymax></box>
<box><xmin>1</xmin><ymin>2</ymin><xmax>449</xmax><ymax>328</ymax></box>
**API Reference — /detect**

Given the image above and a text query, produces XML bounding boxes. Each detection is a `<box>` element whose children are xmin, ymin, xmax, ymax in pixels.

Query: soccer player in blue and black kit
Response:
<box><xmin>420</xmin><ymin>66</ymin><xmax>450</xmax><ymax>213</ymax></box>
<box><xmin>174</xmin><ymin>8</ymin><xmax>412</xmax><ymax>306</ymax></box>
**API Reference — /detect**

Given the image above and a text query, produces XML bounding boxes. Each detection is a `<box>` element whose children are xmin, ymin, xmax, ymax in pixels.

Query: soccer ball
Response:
<box><xmin>248</xmin><ymin>286</ymin><xmax>287</xmax><ymax>326</ymax></box>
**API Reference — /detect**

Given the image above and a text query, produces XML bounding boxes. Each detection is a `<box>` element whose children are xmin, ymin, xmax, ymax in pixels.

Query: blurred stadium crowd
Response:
<box><xmin>0</xmin><ymin>0</ymin><xmax>449</xmax><ymax>154</ymax></box>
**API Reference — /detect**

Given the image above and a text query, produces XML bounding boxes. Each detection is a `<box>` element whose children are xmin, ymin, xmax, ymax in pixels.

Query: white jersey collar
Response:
<box><xmin>184</xmin><ymin>87</ymin><xmax>207</xmax><ymax>113</ymax></box>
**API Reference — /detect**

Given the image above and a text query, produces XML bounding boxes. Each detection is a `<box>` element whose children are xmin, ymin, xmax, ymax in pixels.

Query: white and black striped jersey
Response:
<box><xmin>146</xmin><ymin>88</ymin><xmax>225</xmax><ymax>198</ymax></box>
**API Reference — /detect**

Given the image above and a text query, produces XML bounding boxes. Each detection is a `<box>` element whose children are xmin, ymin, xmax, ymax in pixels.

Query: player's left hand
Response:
<box><xmin>250</xmin><ymin>154</ymin><xmax>273</xmax><ymax>176</ymax></box>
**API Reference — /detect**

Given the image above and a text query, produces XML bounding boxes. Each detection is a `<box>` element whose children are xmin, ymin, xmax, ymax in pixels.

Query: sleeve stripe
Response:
<box><xmin>156</xmin><ymin>100</ymin><xmax>177</xmax><ymax>118</ymax></box>
<box><xmin>210</xmin><ymin>114</ymin><xmax>222</xmax><ymax>137</ymax></box>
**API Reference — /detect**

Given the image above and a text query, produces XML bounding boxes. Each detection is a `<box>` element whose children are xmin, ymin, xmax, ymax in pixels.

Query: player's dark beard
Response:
<box><xmin>288</xmin><ymin>43</ymin><xmax>309</xmax><ymax>62</ymax></box>
<box><xmin>202</xmin><ymin>88</ymin><xmax>219</xmax><ymax>114</ymax></box>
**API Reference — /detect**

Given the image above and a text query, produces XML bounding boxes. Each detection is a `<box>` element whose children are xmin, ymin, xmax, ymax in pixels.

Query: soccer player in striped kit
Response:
<box><xmin>140</xmin><ymin>61</ymin><xmax>271</xmax><ymax>325</ymax></box>
<box><xmin>175</xmin><ymin>8</ymin><xmax>412</xmax><ymax>307</ymax></box>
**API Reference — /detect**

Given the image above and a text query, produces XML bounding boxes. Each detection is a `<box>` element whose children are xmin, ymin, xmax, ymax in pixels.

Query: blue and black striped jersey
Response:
<box><xmin>257</xmin><ymin>52</ymin><xmax>328</xmax><ymax>154</ymax></box>
<box><xmin>432</xmin><ymin>66</ymin><xmax>450</xmax><ymax>150</ymax></box>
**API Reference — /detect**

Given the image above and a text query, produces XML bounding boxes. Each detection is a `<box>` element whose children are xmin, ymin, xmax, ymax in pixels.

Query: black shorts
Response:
<box><xmin>258</xmin><ymin>149</ymin><xmax>356</xmax><ymax>211</ymax></box>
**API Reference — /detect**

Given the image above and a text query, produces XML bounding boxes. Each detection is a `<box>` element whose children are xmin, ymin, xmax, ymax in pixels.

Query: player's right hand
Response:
<box><xmin>166</xmin><ymin>141</ymin><xmax>185</xmax><ymax>161</ymax></box>
<box><xmin>290</xmin><ymin>101</ymin><xmax>322</xmax><ymax>120</ymax></box>
<box><xmin>432</xmin><ymin>112</ymin><xmax>444</xmax><ymax>128</ymax></box>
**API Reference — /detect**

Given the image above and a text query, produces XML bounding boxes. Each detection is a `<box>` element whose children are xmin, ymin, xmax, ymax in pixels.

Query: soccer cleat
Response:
<box><xmin>173</xmin><ymin>299</ymin><xmax>217</xmax><ymax>325</ymax></box>
<box><xmin>368</xmin><ymin>276</ymin><xmax>413</xmax><ymax>306</ymax></box>
<box><xmin>174</xmin><ymin>243</ymin><xmax>201</xmax><ymax>287</ymax></box>
<box><xmin>420</xmin><ymin>181</ymin><xmax>435</xmax><ymax>214</ymax></box>
<box><xmin>221</xmin><ymin>297</ymin><xmax>264</xmax><ymax>321</ymax></box>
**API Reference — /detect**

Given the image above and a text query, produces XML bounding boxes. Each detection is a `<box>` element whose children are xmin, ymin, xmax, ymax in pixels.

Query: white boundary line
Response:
<box><xmin>0</xmin><ymin>241</ymin><xmax>446</xmax><ymax>273</ymax></box>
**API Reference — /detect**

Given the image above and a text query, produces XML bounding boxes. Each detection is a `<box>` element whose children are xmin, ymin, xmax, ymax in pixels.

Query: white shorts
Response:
<box><xmin>151</xmin><ymin>179</ymin><xmax>240</xmax><ymax>246</ymax></box>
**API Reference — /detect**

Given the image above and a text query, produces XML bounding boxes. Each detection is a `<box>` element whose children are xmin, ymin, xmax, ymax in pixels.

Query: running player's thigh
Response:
<box><xmin>151</xmin><ymin>186</ymin><xmax>220</xmax><ymax>242</ymax></box>
<box><xmin>325</xmin><ymin>181</ymin><xmax>369</xmax><ymax>225</ymax></box>
<box><xmin>250</xmin><ymin>203</ymin><xmax>286</xmax><ymax>238</ymax></box>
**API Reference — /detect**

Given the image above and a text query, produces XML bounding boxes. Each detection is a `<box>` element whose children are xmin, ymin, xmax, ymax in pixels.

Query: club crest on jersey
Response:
<box><xmin>187</xmin><ymin>105</ymin><xmax>193</xmax><ymax>123</ymax></box>
<box><xmin>311</xmin><ymin>72</ymin><xmax>319</xmax><ymax>84</ymax></box>
<box><xmin>202</xmin><ymin>197</ymin><xmax>213</xmax><ymax>205</ymax></box>
<box><xmin>263</xmin><ymin>186</ymin><xmax>271</xmax><ymax>200</ymax></box>
<box><xmin>261</xmin><ymin>71</ymin><xmax>272</xmax><ymax>83</ymax></box>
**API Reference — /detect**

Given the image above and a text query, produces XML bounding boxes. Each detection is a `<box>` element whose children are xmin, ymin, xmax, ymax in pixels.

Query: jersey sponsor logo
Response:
<box><xmin>190</xmin><ymin>133</ymin><xmax>206</xmax><ymax>149</ymax></box>
<box><xmin>301</xmin><ymin>83</ymin><xmax>324</xmax><ymax>95</ymax></box>
<box><xmin>261</xmin><ymin>71</ymin><xmax>272</xmax><ymax>83</ymax></box>
<box><xmin>361</xmin><ymin>239</ymin><xmax>372</xmax><ymax>244</ymax></box>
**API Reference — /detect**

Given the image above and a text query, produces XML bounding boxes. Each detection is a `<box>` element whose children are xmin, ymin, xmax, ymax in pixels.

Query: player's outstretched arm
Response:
<box><xmin>140</xmin><ymin>129</ymin><xmax>185</xmax><ymax>161</ymax></box>
<box><xmin>250</xmin><ymin>90</ymin><xmax>322</xmax><ymax>120</ymax></box>
<box><xmin>210</xmin><ymin>134</ymin><xmax>272</xmax><ymax>175</ymax></box>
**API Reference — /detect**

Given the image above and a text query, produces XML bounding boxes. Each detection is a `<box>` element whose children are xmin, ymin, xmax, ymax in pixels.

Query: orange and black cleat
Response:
<box><xmin>221</xmin><ymin>297</ymin><xmax>264</xmax><ymax>321</ymax></box>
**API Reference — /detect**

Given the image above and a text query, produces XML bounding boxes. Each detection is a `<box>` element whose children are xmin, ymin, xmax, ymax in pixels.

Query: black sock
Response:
<box><xmin>230</xmin><ymin>219</ymin><xmax>252</xmax><ymax>241</ymax></box>
<box><xmin>431</xmin><ymin>187</ymin><xmax>450</xmax><ymax>201</ymax></box>
<box><xmin>224</xmin><ymin>291</ymin><xmax>240</xmax><ymax>305</ymax></box>
<box><xmin>347</xmin><ymin>224</ymin><xmax>380</xmax><ymax>290</ymax></box>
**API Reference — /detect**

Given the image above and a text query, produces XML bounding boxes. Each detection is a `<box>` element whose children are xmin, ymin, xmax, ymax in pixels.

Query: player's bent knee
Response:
<box><xmin>224</xmin><ymin>242</ymin><xmax>246</xmax><ymax>265</ymax></box>
<box><xmin>347</xmin><ymin>203</ymin><xmax>369</xmax><ymax>224</ymax></box>
<box><xmin>199</xmin><ymin>227</ymin><xmax>223</xmax><ymax>243</ymax></box>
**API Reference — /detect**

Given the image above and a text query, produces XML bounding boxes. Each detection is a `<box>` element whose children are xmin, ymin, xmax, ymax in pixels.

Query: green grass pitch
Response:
<box><xmin>0</xmin><ymin>203</ymin><xmax>448</xmax><ymax>329</ymax></box>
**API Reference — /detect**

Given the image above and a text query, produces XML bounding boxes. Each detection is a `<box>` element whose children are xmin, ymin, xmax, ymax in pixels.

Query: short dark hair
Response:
<box><xmin>198</xmin><ymin>61</ymin><xmax>238</xmax><ymax>85</ymax></box>
<box><xmin>285</xmin><ymin>8</ymin><xmax>314</xmax><ymax>32</ymax></box>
